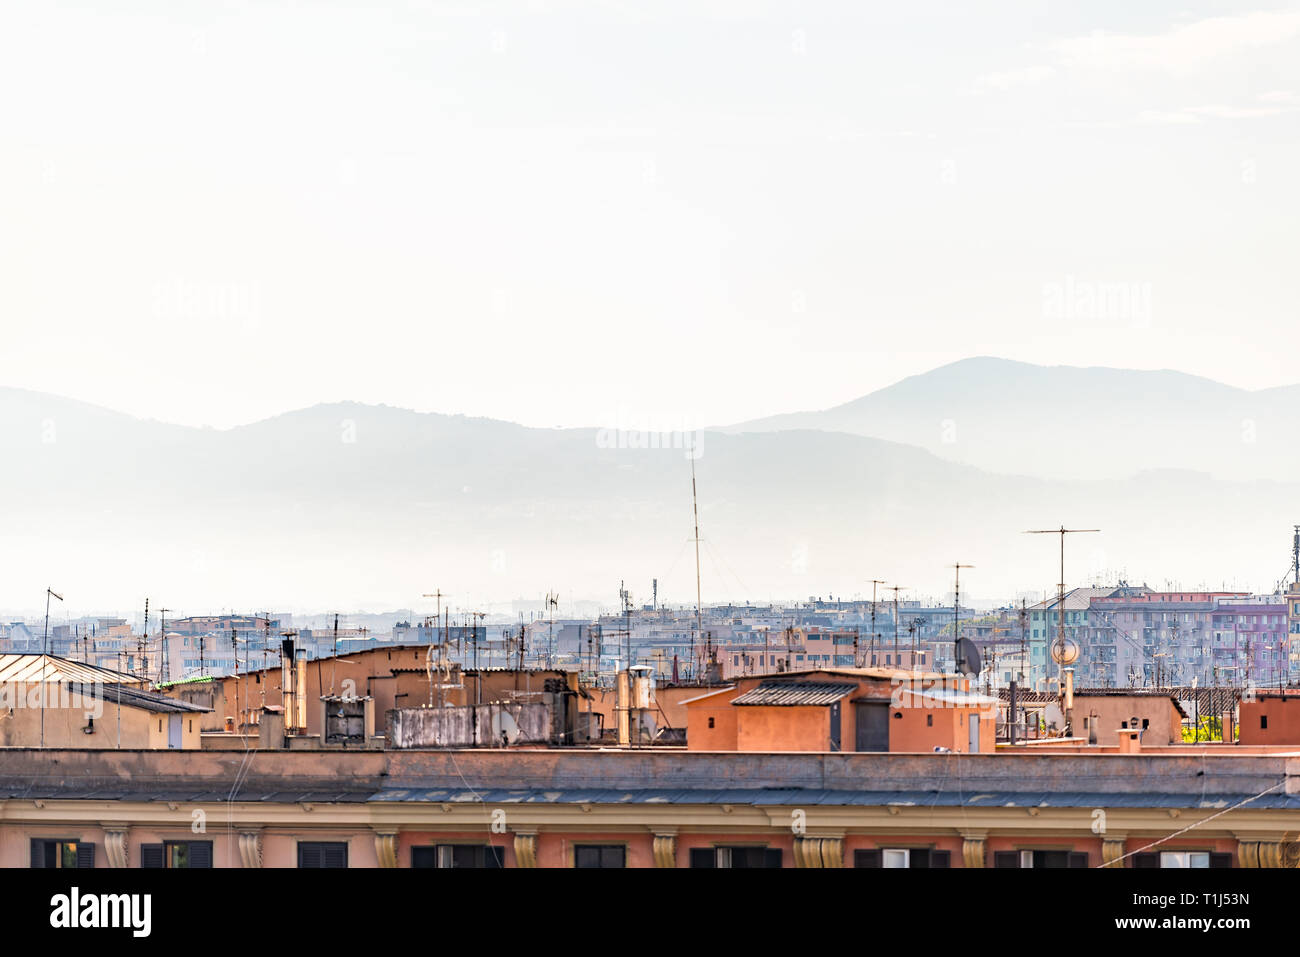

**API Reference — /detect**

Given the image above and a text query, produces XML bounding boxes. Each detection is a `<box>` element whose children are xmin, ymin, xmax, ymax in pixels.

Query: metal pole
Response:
<box><xmin>690</xmin><ymin>448</ymin><xmax>703</xmax><ymax>676</ymax></box>
<box><xmin>40</xmin><ymin>587</ymin><xmax>63</xmax><ymax>750</ymax></box>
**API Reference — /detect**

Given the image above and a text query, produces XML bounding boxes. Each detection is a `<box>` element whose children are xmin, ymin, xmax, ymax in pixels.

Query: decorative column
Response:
<box><xmin>961</xmin><ymin>831</ymin><xmax>986</xmax><ymax>868</ymax></box>
<box><xmin>817</xmin><ymin>837</ymin><xmax>844</xmax><ymax>868</ymax></box>
<box><xmin>513</xmin><ymin>831</ymin><xmax>538</xmax><ymax>868</ymax></box>
<box><xmin>102</xmin><ymin>825</ymin><xmax>129</xmax><ymax>869</ymax></box>
<box><xmin>652</xmin><ymin>833</ymin><xmax>677</xmax><ymax>868</ymax></box>
<box><xmin>793</xmin><ymin>837</ymin><xmax>813</xmax><ymax>868</ymax></box>
<box><xmin>373</xmin><ymin>829</ymin><xmax>398</xmax><ymax>868</ymax></box>
<box><xmin>1101</xmin><ymin>837</ymin><xmax>1127</xmax><ymax>868</ymax></box>
<box><xmin>1238</xmin><ymin>840</ymin><xmax>1283</xmax><ymax>868</ymax></box>
<box><xmin>793</xmin><ymin>837</ymin><xmax>843</xmax><ymax>867</ymax></box>
<box><xmin>237</xmin><ymin>830</ymin><xmax>263</xmax><ymax>868</ymax></box>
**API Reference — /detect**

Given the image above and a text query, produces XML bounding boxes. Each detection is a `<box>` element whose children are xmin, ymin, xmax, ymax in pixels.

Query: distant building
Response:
<box><xmin>685</xmin><ymin>668</ymin><xmax>996</xmax><ymax>753</ymax></box>
<box><xmin>0</xmin><ymin>654</ymin><xmax>208</xmax><ymax>749</ymax></box>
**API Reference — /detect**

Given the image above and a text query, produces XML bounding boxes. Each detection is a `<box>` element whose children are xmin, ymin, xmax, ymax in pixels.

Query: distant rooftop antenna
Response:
<box><xmin>690</xmin><ymin>444</ymin><xmax>704</xmax><ymax>678</ymax></box>
<box><xmin>951</xmin><ymin>564</ymin><xmax>974</xmax><ymax>674</ymax></box>
<box><xmin>1293</xmin><ymin>525</ymin><xmax>1299</xmax><ymax>585</ymax></box>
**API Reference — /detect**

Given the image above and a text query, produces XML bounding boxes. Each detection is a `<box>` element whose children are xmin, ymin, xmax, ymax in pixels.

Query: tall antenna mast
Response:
<box><xmin>951</xmin><ymin>564</ymin><xmax>974</xmax><ymax>673</ymax></box>
<box><xmin>158</xmin><ymin>607</ymin><xmax>172</xmax><ymax>684</ymax></box>
<box><xmin>690</xmin><ymin>445</ymin><xmax>703</xmax><ymax>678</ymax></box>
<box><xmin>140</xmin><ymin>597</ymin><xmax>149</xmax><ymax>683</ymax></box>
<box><xmin>545</xmin><ymin>591</ymin><xmax>558</xmax><ymax>668</ymax></box>
<box><xmin>421</xmin><ymin>591</ymin><xmax>448</xmax><ymax>705</ymax></box>
<box><xmin>888</xmin><ymin>586</ymin><xmax>907</xmax><ymax>666</ymax></box>
<box><xmin>869</xmin><ymin>580</ymin><xmax>886</xmax><ymax>666</ymax></box>
<box><xmin>1025</xmin><ymin>526</ymin><xmax>1099</xmax><ymax>730</ymax></box>
<box><xmin>1284</xmin><ymin>522</ymin><xmax>1294</xmax><ymax>582</ymax></box>
<box><xmin>1018</xmin><ymin>598</ymin><xmax>1028</xmax><ymax>684</ymax></box>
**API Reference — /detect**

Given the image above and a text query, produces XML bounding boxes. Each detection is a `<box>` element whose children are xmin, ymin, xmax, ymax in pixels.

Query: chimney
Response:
<box><xmin>1117</xmin><ymin>728</ymin><xmax>1142</xmax><ymax>754</ymax></box>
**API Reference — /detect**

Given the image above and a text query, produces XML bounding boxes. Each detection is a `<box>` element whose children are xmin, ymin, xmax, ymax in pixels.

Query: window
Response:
<box><xmin>926</xmin><ymin>714</ymin><xmax>933</xmax><ymax>727</ymax></box>
<box><xmin>297</xmin><ymin>842</ymin><xmax>348</xmax><ymax>868</ymax></box>
<box><xmin>412</xmin><ymin>845</ymin><xmax>504</xmax><ymax>868</ymax></box>
<box><xmin>689</xmin><ymin>846</ymin><xmax>782</xmax><ymax>868</ymax></box>
<box><xmin>856</xmin><ymin>848</ymin><xmax>950</xmax><ymax>868</ymax></box>
<box><xmin>1261</xmin><ymin>715</ymin><xmax>1268</xmax><ymax>730</ymax></box>
<box><xmin>574</xmin><ymin>845</ymin><xmax>626</xmax><ymax>868</ymax></box>
<box><xmin>882</xmin><ymin>848</ymin><xmax>909</xmax><ymax>869</ymax></box>
<box><xmin>140</xmin><ymin>841</ymin><xmax>212</xmax><ymax>868</ymax></box>
<box><xmin>1133</xmin><ymin>851</ymin><xmax>1232</xmax><ymax>869</ymax></box>
<box><xmin>31</xmin><ymin>839</ymin><xmax>94</xmax><ymax>869</ymax></box>
<box><xmin>993</xmin><ymin>850</ymin><xmax>1088</xmax><ymax>868</ymax></box>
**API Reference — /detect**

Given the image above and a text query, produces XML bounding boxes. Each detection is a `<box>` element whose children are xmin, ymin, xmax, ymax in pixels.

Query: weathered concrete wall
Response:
<box><xmin>383</xmin><ymin>749</ymin><xmax>1299</xmax><ymax>799</ymax></box>
<box><xmin>0</xmin><ymin>746</ymin><xmax>1295</xmax><ymax>803</ymax></box>
<box><xmin>387</xmin><ymin>699</ymin><xmax>559</xmax><ymax>749</ymax></box>
<box><xmin>0</xmin><ymin>748</ymin><xmax>388</xmax><ymax>795</ymax></box>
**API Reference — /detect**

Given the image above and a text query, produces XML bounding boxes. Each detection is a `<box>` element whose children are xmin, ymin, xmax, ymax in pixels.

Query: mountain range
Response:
<box><xmin>720</xmin><ymin>356</ymin><xmax>1300</xmax><ymax>481</ymax></box>
<box><xmin>0</xmin><ymin>357</ymin><xmax>1293</xmax><ymax>612</ymax></box>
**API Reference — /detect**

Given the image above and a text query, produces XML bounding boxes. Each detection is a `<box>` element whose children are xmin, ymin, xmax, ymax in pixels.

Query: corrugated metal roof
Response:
<box><xmin>0</xmin><ymin>654</ymin><xmax>137</xmax><ymax>684</ymax></box>
<box><xmin>68</xmin><ymin>682</ymin><xmax>211</xmax><ymax>714</ymax></box>
<box><xmin>731</xmin><ymin>681</ymin><xmax>857</xmax><ymax>707</ymax></box>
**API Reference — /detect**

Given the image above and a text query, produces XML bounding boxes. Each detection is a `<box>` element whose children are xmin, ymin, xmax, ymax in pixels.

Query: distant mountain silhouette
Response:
<box><xmin>720</xmin><ymin>357</ymin><xmax>1300</xmax><ymax>481</ymax></box>
<box><xmin>0</xmin><ymin>376</ymin><xmax>1290</xmax><ymax>610</ymax></box>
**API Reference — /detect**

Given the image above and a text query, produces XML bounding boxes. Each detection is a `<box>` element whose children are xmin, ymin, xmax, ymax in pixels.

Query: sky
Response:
<box><xmin>1</xmin><ymin>1</ymin><xmax>1297</xmax><ymax>433</ymax></box>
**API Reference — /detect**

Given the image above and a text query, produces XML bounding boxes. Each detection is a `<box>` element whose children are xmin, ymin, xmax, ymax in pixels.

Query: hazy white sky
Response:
<box><xmin>3</xmin><ymin>1</ymin><xmax>1298</xmax><ymax>430</ymax></box>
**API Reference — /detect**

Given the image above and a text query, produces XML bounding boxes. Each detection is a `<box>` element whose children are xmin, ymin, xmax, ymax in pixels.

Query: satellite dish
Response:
<box><xmin>1050</xmin><ymin>637</ymin><xmax>1080</xmax><ymax>665</ymax></box>
<box><xmin>956</xmin><ymin>637</ymin><xmax>982</xmax><ymax>676</ymax></box>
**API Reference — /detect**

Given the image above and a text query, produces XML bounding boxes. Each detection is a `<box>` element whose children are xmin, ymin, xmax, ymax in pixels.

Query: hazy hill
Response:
<box><xmin>0</xmin><ymin>385</ymin><xmax>1291</xmax><ymax>611</ymax></box>
<box><xmin>720</xmin><ymin>357</ymin><xmax>1300</xmax><ymax>481</ymax></box>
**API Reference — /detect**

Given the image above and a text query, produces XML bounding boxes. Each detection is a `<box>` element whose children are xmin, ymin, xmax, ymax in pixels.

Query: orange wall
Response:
<box><xmin>1076</xmin><ymin>696</ymin><xmax>1183</xmax><ymax>746</ymax></box>
<box><xmin>687</xmin><ymin>689</ymin><xmax>741</xmax><ymax>750</ymax></box>
<box><xmin>736</xmin><ymin>705</ymin><xmax>831</xmax><ymax>752</ymax></box>
<box><xmin>887</xmin><ymin>703</ymin><xmax>995</xmax><ymax>753</ymax></box>
<box><xmin>684</xmin><ymin>673</ymin><xmax>995</xmax><ymax>753</ymax></box>
<box><xmin>1239</xmin><ymin>696</ymin><xmax>1300</xmax><ymax>745</ymax></box>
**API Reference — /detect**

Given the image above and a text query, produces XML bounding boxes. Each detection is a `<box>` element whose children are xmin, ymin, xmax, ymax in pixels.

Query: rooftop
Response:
<box><xmin>0</xmin><ymin>748</ymin><xmax>1297</xmax><ymax>812</ymax></box>
<box><xmin>731</xmin><ymin>681</ymin><xmax>857</xmax><ymax>706</ymax></box>
<box><xmin>68</xmin><ymin>682</ymin><xmax>212</xmax><ymax>714</ymax></box>
<box><xmin>0</xmin><ymin>653</ymin><xmax>137</xmax><ymax>685</ymax></box>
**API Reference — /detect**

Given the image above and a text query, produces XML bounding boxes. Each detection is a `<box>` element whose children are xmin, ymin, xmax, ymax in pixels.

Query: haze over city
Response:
<box><xmin>2</xmin><ymin>0</ymin><xmax>1299</xmax><ymax>907</ymax></box>
<box><xmin>4</xmin><ymin>1</ymin><xmax>1298</xmax><ymax>614</ymax></box>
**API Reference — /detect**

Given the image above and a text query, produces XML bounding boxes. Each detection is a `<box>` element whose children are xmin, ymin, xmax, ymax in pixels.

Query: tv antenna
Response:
<box><xmin>951</xmin><ymin>563</ymin><xmax>974</xmax><ymax>674</ymax></box>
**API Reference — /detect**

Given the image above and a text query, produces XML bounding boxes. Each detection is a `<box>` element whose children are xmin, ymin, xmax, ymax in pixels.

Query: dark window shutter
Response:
<box><xmin>602</xmin><ymin>846</ymin><xmax>625</xmax><ymax>868</ymax></box>
<box><xmin>30</xmin><ymin>839</ymin><xmax>47</xmax><ymax>869</ymax></box>
<box><xmin>298</xmin><ymin>843</ymin><xmax>321</xmax><ymax>868</ymax></box>
<box><xmin>575</xmin><ymin>846</ymin><xmax>598</xmax><ymax>868</ymax></box>
<box><xmin>140</xmin><ymin>844</ymin><xmax>165</xmax><ymax>869</ymax></box>
<box><xmin>323</xmin><ymin>843</ymin><xmax>347</xmax><ymax>869</ymax></box>
<box><xmin>993</xmin><ymin>851</ymin><xmax>1019</xmax><ymax>868</ymax></box>
<box><xmin>412</xmin><ymin>847</ymin><xmax>436</xmax><ymax>868</ymax></box>
<box><xmin>189</xmin><ymin>841</ymin><xmax>212</xmax><ymax>868</ymax></box>
<box><xmin>1068</xmin><ymin>852</ymin><xmax>1089</xmax><ymax>868</ymax></box>
<box><xmin>75</xmin><ymin>843</ymin><xmax>95</xmax><ymax>869</ymax></box>
<box><xmin>1209</xmin><ymin>852</ymin><xmax>1233</xmax><ymax>869</ymax></box>
<box><xmin>689</xmin><ymin>848</ymin><xmax>716</xmax><ymax>869</ymax></box>
<box><xmin>855</xmin><ymin>849</ymin><xmax>882</xmax><ymax>868</ymax></box>
<box><xmin>1132</xmin><ymin>853</ymin><xmax>1159</xmax><ymax>869</ymax></box>
<box><xmin>930</xmin><ymin>850</ymin><xmax>951</xmax><ymax>868</ymax></box>
<box><xmin>763</xmin><ymin>848</ymin><xmax>782</xmax><ymax>869</ymax></box>
<box><xmin>486</xmin><ymin>845</ymin><xmax>505</xmax><ymax>869</ymax></box>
